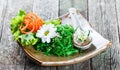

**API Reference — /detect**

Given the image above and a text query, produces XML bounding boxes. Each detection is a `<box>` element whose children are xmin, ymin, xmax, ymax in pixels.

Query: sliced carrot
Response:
<box><xmin>20</xmin><ymin>12</ymin><xmax>43</xmax><ymax>34</ymax></box>
<box><xmin>20</xmin><ymin>23</ymin><xmax>35</xmax><ymax>34</ymax></box>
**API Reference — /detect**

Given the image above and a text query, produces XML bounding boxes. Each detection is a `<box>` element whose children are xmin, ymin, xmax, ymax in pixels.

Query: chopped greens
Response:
<box><xmin>34</xmin><ymin>25</ymin><xmax>78</xmax><ymax>56</ymax></box>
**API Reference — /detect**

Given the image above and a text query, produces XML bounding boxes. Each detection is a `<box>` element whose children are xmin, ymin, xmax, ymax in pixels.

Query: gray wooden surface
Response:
<box><xmin>0</xmin><ymin>0</ymin><xmax>119</xmax><ymax>70</ymax></box>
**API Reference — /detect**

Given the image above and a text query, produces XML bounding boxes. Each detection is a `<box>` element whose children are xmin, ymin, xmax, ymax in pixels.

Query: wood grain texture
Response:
<box><xmin>33</xmin><ymin>0</ymin><xmax>59</xmax><ymax>20</ymax></box>
<box><xmin>0</xmin><ymin>0</ymin><xmax>33</xmax><ymax>70</ymax></box>
<box><xmin>116</xmin><ymin>0</ymin><xmax>120</xmax><ymax>42</ymax></box>
<box><xmin>0</xmin><ymin>0</ymin><xmax>7</xmax><ymax>42</ymax></box>
<box><xmin>59</xmin><ymin>0</ymin><xmax>88</xmax><ymax>18</ymax></box>
<box><xmin>88</xmin><ymin>0</ymin><xmax>120</xmax><ymax>70</ymax></box>
<box><xmin>114</xmin><ymin>0</ymin><xmax>120</xmax><ymax>69</ymax></box>
<box><xmin>58</xmin><ymin>0</ymin><xmax>91</xmax><ymax>70</ymax></box>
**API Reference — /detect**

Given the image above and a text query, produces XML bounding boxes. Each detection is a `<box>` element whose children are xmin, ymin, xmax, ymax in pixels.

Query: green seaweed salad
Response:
<box><xmin>10</xmin><ymin>10</ymin><xmax>81</xmax><ymax>57</ymax></box>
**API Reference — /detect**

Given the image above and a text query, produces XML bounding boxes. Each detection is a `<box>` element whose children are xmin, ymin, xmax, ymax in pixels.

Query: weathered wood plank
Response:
<box><xmin>0</xmin><ymin>65</ymin><xmax>24</xmax><ymax>70</ymax></box>
<box><xmin>33</xmin><ymin>0</ymin><xmax>59</xmax><ymax>20</ymax></box>
<box><xmin>88</xmin><ymin>0</ymin><xmax>120</xmax><ymax>70</ymax></box>
<box><xmin>116</xmin><ymin>0</ymin><xmax>120</xmax><ymax>42</ymax></box>
<box><xmin>0</xmin><ymin>0</ymin><xmax>34</xmax><ymax>70</ymax></box>
<box><xmin>0</xmin><ymin>0</ymin><xmax>7</xmax><ymax>42</ymax></box>
<box><xmin>59</xmin><ymin>0</ymin><xmax>88</xmax><ymax>18</ymax></box>
<box><xmin>24</xmin><ymin>0</ymin><xmax>59</xmax><ymax>70</ymax></box>
<box><xmin>114</xmin><ymin>0</ymin><xmax>120</xmax><ymax>69</ymax></box>
<box><xmin>58</xmin><ymin>0</ymin><xmax>91</xmax><ymax>70</ymax></box>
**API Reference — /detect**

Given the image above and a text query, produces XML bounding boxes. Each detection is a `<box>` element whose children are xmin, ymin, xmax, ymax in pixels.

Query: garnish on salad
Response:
<box><xmin>36</xmin><ymin>24</ymin><xmax>57</xmax><ymax>43</ymax></box>
<box><xmin>20</xmin><ymin>12</ymin><xmax>43</xmax><ymax>34</ymax></box>
<box><xmin>73</xmin><ymin>28</ymin><xmax>92</xmax><ymax>50</ymax></box>
<box><xmin>10</xmin><ymin>10</ymin><xmax>92</xmax><ymax>56</ymax></box>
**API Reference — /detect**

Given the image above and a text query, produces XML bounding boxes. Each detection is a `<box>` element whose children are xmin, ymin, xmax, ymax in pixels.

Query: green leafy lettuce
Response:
<box><xmin>10</xmin><ymin>10</ymin><xmax>26</xmax><ymax>41</ymax></box>
<box><xmin>19</xmin><ymin>33</ymin><xmax>38</xmax><ymax>46</ymax></box>
<box><xmin>44</xmin><ymin>18</ymin><xmax>61</xmax><ymax>25</ymax></box>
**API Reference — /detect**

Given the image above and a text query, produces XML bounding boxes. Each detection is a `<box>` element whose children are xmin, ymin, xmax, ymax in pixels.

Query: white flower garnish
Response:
<box><xmin>36</xmin><ymin>24</ymin><xmax>57</xmax><ymax>43</ymax></box>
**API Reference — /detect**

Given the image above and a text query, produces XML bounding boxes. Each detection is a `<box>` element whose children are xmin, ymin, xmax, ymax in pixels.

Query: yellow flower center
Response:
<box><xmin>44</xmin><ymin>31</ymin><xmax>49</xmax><ymax>36</ymax></box>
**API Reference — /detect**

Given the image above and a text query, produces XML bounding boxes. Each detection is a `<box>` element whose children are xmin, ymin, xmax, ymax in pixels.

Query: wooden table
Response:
<box><xmin>0</xmin><ymin>0</ymin><xmax>119</xmax><ymax>70</ymax></box>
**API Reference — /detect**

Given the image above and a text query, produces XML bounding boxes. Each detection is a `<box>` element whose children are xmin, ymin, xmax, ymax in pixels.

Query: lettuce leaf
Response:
<box><xmin>44</xmin><ymin>18</ymin><xmax>61</xmax><ymax>25</ymax></box>
<box><xmin>19</xmin><ymin>33</ymin><xmax>38</xmax><ymax>46</ymax></box>
<box><xmin>10</xmin><ymin>10</ymin><xmax>26</xmax><ymax>41</ymax></box>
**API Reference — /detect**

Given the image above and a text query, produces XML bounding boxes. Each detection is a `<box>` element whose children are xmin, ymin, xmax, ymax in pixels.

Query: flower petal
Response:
<box><xmin>36</xmin><ymin>24</ymin><xmax>57</xmax><ymax>43</ymax></box>
<box><xmin>46</xmin><ymin>38</ymin><xmax>50</xmax><ymax>43</ymax></box>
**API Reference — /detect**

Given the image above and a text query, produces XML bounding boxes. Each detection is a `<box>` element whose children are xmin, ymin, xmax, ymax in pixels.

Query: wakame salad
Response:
<box><xmin>10</xmin><ymin>10</ymin><xmax>81</xmax><ymax>56</ymax></box>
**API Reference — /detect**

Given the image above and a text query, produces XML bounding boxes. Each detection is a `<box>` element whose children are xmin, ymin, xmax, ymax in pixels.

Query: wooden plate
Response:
<box><xmin>19</xmin><ymin>10</ymin><xmax>111</xmax><ymax>66</ymax></box>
